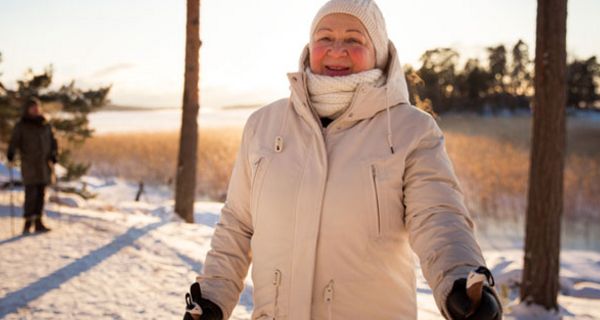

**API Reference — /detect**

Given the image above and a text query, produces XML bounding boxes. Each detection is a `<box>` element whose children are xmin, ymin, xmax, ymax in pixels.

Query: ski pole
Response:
<box><xmin>54</xmin><ymin>169</ymin><xmax>61</xmax><ymax>224</ymax></box>
<box><xmin>8</xmin><ymin>163</ymin><xmax>15</xmax><ymax>237</ymax></box>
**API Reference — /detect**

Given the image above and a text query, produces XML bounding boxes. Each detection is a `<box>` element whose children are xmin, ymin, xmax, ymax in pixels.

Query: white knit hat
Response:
<box><xmin>310</xmin><ymin>0</ymin><xmax>390</xmax><ymax>70</ymax></box>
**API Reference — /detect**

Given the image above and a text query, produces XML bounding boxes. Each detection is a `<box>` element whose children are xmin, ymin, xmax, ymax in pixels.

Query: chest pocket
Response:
<box><xmin>366</xmin><ymin>157</ymin><xmax>406</xmax><ymax>240</ymax></box>
<box><xmin>249</xmin><ymin>150</ymin><xmax>273</xmax><ymax>229</ymax></box>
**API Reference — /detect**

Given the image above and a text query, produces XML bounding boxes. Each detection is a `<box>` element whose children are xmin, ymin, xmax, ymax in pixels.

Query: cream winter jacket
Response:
<box><xmin>198</xmin><ymin>42</ymin><xmax>486</xmax><ymax>320</ymax></box>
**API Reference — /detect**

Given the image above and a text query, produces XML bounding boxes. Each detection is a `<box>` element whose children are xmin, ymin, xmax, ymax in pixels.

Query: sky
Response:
<box><xmin>1</xmin><ymin>0</ymin><xmax>599</xmax><ymax>109</ymax></box>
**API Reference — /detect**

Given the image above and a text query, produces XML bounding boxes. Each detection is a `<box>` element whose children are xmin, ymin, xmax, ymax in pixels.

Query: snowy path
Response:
<box><xmin>0</xmin><ymin>202</ymin><xmax>252</xmax><ymax>320</ymax></box>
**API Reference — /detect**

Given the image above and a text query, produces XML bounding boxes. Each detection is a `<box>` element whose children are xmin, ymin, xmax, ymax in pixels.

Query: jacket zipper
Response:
<box><xmin>371</xmin><ymin>165</ymin><xmax>382</xmax><ymax>236</ymax></box>
<box><xmin>324</xmin><ymin>280</ymin><xmax>335</xmax><ymax>320</ymax></box>
<box><xmin>250</xmin><ymin>157</ymin><xmax>264</xmax><ymax>212</ymax></box>
<box><xmin>251</xmin><ymin>157</ymin><xmax>264</xmax><ymax>190</ymax></box>
<box><xmin>272</xmin><ymin>269</ymin><xmax>282</xmax><ymax>318</ymax></box>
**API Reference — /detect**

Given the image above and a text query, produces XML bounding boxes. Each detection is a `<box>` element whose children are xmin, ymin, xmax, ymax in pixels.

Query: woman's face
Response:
<box><xmin>309</xmin><ymin>13</ymin><xmax>376</xmax><ymax>77</ymax></box>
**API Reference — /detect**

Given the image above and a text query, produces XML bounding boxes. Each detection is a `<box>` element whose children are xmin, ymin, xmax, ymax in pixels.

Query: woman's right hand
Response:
<box><xmin>183</xmin><ymin>282</ymin><xmax>223</xmax><ymax>320</ymax></box>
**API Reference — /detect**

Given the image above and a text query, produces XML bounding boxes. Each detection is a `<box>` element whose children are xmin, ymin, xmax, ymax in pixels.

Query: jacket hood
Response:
<box><xmin>287</xmin><ymin>40</ymin><xmax>411</xmax><ymax>123</ymax></box>
<box><xmin>20</xmin><ymin>98</ymin><xmax>47</xmax><ymax>123</ymax></box>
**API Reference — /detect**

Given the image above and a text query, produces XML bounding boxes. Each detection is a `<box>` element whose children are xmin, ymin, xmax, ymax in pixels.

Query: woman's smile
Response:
<box><xmin>324</xmin><ymin>64</ymin><xmax>352</xmax><ymax>76</ymax></box>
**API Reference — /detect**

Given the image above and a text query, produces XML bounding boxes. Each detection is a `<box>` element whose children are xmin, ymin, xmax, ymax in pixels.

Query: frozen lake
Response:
<box><xmin>89</xmin><ymin>107</ymin><xmax>256</xmax><ymax>134</ymax></box>
<box><xmin>89</xmin><ymin>107</ymin><xmax>600</xmax><ymax>134</ymax></box>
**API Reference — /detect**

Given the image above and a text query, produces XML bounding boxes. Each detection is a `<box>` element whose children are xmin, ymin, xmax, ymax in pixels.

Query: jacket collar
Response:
<box><xmin>21</xmin><ymin>115</ymin><xmax>47</xmax><ymax>126</ymax></box>
<box><xmin>287</xmin><ymin>41</ymin><xmax>411</xmax><ymax>126</ymax></box>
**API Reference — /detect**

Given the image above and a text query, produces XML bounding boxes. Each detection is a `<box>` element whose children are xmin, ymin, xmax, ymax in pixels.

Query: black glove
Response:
<box><xmin>7</xmin><ymin>151</ymin><xmax>15</xmax><ymax>163</ymax></box>
<box><xmin>183</xmin><ymin>282</ymin><xmax>223</xmax><ymax>320</ymax></box>
<box><xmin>446</xmin><ymin>273</ymin><xmax>502</xmax><ymax>320</ymax></box>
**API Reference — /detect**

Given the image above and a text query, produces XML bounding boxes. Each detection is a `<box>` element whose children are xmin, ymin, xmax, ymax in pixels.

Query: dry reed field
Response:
<box><xmin>71</xmin><ymin>115</ymin><xmax>600</xmax><ymax>223</ymax></box>
<box><xmin>70</xmin><ymin>127</ymin><xmax>242</xmax><ymax>201</ymax></box>
<box><xmin>437</xmin><ymin>115</ymin><xmax>600</xmax><ymax>224</ymax></box>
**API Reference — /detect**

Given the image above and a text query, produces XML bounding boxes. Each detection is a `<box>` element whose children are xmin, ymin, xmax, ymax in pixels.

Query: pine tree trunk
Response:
<box><xmin>175</xmin><ymin>0</ymin><xmax>201</xmax><ymax>223</ymax></box>
<box><xmin>521</xmin><ymin>0</ymin><xmax>567</xmax><ymax>309</ymax></box>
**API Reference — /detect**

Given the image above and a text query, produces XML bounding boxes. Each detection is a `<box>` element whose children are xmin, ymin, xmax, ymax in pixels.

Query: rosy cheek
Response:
<box><xmin>348</xmin><ymin>47</ymin><xmax>373</xmax><ymax>70</ymax></box>
<box><xmin>310</xmin><ymin>45</ymin><xmax>328</xmax><ymax>72</ymax></box>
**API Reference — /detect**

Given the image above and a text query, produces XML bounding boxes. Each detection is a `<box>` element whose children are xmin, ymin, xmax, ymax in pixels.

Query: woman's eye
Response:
<box><xmin>346</xmin><ymin>38</ymin><xmax>361</xmax><ymax>44</ymax></box>
<box><xmin>318</xmin><ymin>37</ymin><xmax>332</xmax><ymax>42</ymax></box>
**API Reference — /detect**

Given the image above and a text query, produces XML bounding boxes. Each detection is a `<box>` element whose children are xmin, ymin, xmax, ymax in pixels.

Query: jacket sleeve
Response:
<box><xmin>7</xmin><ymin>122</ymin><xmax>22</xmax><ymax>161</ymax></box>
<box><xmin>196</xmin><ymin>114</ymin><xmax>257</xmax><ymax>319</ymax></box>
<box><xmin>403</xmin><ymin>116</ymin><xmax>486</xmax><ymax>319</ymax></box>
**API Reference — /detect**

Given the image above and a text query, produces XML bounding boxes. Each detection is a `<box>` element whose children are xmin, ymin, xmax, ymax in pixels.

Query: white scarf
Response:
<box><xmin>306</xmin><ymin>68</ymin><xmax>385</xmax><ymax>119</ymax></box>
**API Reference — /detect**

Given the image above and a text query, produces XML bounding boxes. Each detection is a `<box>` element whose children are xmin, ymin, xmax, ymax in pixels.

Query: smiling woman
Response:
<box><xmin>183</xmin><ymin>1</ymin><xmax>502</xmax><ymax>320</ymax></box>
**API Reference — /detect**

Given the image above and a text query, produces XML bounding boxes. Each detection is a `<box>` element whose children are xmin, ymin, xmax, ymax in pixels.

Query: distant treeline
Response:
<box><xmin>403</xmin><ymin>39</ymin><xmax>599</xmax><ymax>114</ymax></box>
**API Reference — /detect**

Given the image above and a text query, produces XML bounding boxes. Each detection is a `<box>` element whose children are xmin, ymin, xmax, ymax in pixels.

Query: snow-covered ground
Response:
<box><xmin>1</xmin><ymin>165</ymin><xmax>599</xmax><ymax>319</ymax></box>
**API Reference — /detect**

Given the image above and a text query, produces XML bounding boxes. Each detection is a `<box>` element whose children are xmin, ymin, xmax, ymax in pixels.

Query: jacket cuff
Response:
<box><xmin>196</xmin><ymin>278</ymin><xmax>236</xmax><ymax>320</ymax></box>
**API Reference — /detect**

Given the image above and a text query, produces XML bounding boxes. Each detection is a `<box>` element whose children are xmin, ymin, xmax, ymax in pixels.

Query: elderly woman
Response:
<box><xmin>184</xmin><ymin>0</ymin><xmax>502</xmax><ymax>319</ymax></box>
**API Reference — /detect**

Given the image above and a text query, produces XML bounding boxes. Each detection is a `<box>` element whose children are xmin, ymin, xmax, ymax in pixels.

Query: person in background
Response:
<box><xmin>7</xmin><ymin>97</ymin><xmax>58</xmax><ymax>234</ymax></box>
<box><xmin>184</xmin><ymin>0</ymin><xmax>502</xmax><ymax>319</ymax></box>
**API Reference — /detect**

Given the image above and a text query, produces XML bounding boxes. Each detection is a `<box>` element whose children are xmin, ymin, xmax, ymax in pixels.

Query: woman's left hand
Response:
<box><xmin>446</xmin><ymin>277</ymin><xmax>502</xmax><ymax>320</ymax></box>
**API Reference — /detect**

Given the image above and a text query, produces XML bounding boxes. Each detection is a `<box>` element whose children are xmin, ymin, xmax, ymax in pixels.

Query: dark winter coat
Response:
<box><xmin>7</xmin><ymin>116</ymin><xmax>58</xmax><ymax>186</ymax></box>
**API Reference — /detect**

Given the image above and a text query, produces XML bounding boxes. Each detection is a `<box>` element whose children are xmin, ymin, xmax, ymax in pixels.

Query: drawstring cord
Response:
<box><xmin>385</xmin><ymin>89</ymin><xmax>395</xmax><ymax>154</ymax></box>
<box><xmin>273</xmin><ymin>269</ymin><xmax>282</xmax><ymax>317</ymax></box>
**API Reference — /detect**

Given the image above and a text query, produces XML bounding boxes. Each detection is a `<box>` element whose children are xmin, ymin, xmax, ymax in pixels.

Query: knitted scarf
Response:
<box><xmin>306</xmin><ymin>68</ymin><xmax>385</xmax><ymax>119</ymax></box>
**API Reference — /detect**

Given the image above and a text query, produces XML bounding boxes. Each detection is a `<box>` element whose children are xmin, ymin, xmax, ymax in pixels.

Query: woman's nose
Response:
<box><xmin>327</xmin><ymin>42</ymin><xmax>348</xmax><ymax>58</ymax></box>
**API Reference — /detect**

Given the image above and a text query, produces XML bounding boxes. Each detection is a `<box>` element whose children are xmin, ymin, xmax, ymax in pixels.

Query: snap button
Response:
<box><xmin>274</xmin><ymin>136</ymin><xmax>284</xmax><ymax>153</ymax></box>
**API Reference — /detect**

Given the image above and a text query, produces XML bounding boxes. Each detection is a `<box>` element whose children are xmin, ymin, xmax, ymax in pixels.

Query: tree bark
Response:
<box><xmin>521</xmin><ymin>0</ymin><xmax>567</xmax><ymax>310</ymax></box>
<box><xmin>175</xmin><ymin>0</ymin><xmax>201</xmax><ymax>223</ymax></box>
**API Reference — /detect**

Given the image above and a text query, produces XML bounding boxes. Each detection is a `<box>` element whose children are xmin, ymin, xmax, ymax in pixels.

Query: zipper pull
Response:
<box><xmin>323</xmin><ymin>280</ymin><xmax>334</xmax><ymax>303</ymax></box>
<box><xmin>254</xmin><ymin>157</ymin><xmax>263</xmax><ymax>168</ymax></box>
<box><xmin>273</xmin><ymin>269</ymin><xmax>282</xmax><ymax>287</ymax></box>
